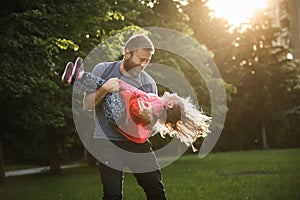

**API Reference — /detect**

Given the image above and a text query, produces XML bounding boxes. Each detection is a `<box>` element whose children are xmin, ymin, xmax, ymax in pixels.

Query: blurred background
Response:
<box><xmin>0</xmin><ymin>0</ymin><xmax>299</xmax><ymax>182</ymax></box>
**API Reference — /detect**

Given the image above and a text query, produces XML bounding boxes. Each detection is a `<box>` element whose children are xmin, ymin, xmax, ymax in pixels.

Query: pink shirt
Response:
<box><xmin>116</xmin><ymin>81</ymin><xmax>164</xmax><ymax>143</ymax></box>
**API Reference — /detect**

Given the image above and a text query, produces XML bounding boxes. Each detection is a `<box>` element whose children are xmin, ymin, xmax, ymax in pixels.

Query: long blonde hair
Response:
<box><xmin>154</xmin><ymin>96</ymin><xmax>211</xmax><ymax>152</ymax></box>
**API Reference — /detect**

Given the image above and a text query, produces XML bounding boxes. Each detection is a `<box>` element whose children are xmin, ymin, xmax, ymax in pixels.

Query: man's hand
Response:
<box><xmin>138</xmin><ymin>100</ymin><xmax>153</xmax><ymax>125</ymax></box>
<box><xmin>83</xmin><ymin>78</ymin><xmax>120</xmax><ymax>110</ymax></box>
<box><xmin>103</xmin><ymin>78</ymin><xmax>120</xmax><ymax>93</ymax></box>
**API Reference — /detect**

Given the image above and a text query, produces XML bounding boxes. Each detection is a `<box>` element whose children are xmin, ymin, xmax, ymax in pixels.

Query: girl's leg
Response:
<box><xmin>71</xmin><ymin>57</ymin><xmax>106</xmax><ymax>92</ymax></box>
<box><xmin>73</xmin><ymin>72</ymin><xmax>106</xmax><ymax>93</ymax></box>
<box><xmin>69</xmin><ymin>58</ymin><xmax>126</xmax><ymax>127</ymax></box>
<box><xmin>73</xmin><ymin>71</ymin><xmax>126</xmax><ymax>126</ymax></box>
<box><xmin>104</xmin><ymin>93</ymin><xmax>126</xmax><ymax>126</ymax></box>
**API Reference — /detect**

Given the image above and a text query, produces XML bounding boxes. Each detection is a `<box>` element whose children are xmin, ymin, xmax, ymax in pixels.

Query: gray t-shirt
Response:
<box><xmin>91</xmin><ymin>61</ymin><xmax>157</xmax><ymax>140</ymax></box>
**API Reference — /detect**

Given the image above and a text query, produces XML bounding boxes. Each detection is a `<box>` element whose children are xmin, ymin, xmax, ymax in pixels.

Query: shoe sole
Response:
<box><xmin>71</xmin><ymin>57</ymin><xmax>83</xmax><ymax>84</ymax></box>
<box><xmin>73</xmin><ymin>57</ymin><xmax>83</xmax><ymax>77</ymax></box>
<box><xmin>62</xmin><ymin>62</ymin><xmax>74</xmax><ymax>83</ymax></box>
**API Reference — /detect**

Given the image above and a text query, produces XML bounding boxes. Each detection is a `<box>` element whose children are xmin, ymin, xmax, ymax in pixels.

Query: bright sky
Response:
<box><xmin>206</xmin><ymin>0</ymin><xmax>268</xmax><ymax>26</ymax></box>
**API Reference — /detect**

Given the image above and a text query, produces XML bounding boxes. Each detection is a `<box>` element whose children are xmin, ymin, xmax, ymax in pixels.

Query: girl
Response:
<box><xmin>62</xmin><ymin>57</ymin><xmax>211</xmax><ymax>151</ymax></box>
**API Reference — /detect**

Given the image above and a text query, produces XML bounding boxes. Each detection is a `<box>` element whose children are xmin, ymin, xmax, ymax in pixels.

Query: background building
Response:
<box><xmin>267</xmin><ymin>0</ymin><xmax>300</xmax><ymax>59</ymax></box>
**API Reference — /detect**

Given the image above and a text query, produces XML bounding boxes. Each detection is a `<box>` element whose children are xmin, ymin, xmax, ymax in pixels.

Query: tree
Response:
<box><xmin>0</xmin><ymin>0</ymin><xmax>131</xmax><ymax>175</ymax></box>
<box><xmin>181</xmin><ymin>1</ymin><xmax>300</xmax><ymax>150</ymax></box>
<box><xmin>218</xmin><ymin>12</ymin><xmax>300</xmax><ymax>150</ymax></box>
<box><xmin>0</xmin><ymin>0</ymin><xmax>197</xmax><ymax>177</ymax></box>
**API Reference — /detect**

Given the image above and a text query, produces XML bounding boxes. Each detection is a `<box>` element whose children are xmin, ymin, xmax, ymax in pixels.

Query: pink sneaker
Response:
<box><xmin>72</xmin><ymin>57</ymin><xmax>84</xmax><ymax>81</ymax></box>
<box><xmin>62</xmin><ymin>62</ymin><xmax>74</xmax><ymax>84</ymax></box>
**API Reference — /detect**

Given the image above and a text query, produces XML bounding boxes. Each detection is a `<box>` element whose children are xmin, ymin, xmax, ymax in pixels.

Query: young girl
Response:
<box><xmin>62</xmin><ymin>57</ymin><xmax>211</xmax><ymax>151</ymax></box>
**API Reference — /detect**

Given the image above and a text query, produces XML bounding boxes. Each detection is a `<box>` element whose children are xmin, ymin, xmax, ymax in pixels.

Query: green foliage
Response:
<box><xmin>0</xmin><ymin>0</ymin><xmax>197</xmax><ymax>166</ymax></box>
<box><xmin>0</xmin><ymin>0</ymin><xmax>129</xmax><ymax>165</ymax></box>
<box><xmin>0</xmin><ymin>0</ymin><xmax>299</xmax><ymax>169</ymax></box>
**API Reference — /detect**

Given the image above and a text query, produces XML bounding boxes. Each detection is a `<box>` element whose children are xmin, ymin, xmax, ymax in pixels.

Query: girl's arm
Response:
<box><xmin>137</xmin><ymin>100</ymin><xmax>153</xmax><ymax>125</ymax></box>
<box><xmin>119</xmin><ymin>80</ymin><xmax>164</xmax><ymax>126</ymax></box>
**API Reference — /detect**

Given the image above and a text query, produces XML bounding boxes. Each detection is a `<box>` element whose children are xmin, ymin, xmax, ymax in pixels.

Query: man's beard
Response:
<box><xmin>124</xmin><ymin>58</ymin><xmax>134</xmax><ymax>72</ymax></box>
<box><xmin>124</xmin><ymin>58</ymin><xmax>140</xmax><ymax>76</ymax></box>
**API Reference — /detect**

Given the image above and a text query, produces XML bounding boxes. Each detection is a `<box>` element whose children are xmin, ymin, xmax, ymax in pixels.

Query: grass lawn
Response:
<box><xmin>0</xmin><ymin>148</ymin><xmax>299</xmax><ymax>200</ymax></box>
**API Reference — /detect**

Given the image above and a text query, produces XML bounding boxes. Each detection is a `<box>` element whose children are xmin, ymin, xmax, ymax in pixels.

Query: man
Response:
<box><xmin>83</xmin><ymin>34</ymin><xmax>167</xmax><ymax>200</ymax></box>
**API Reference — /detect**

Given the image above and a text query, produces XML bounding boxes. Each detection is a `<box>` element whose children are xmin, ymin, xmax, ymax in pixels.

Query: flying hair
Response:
<box><xmin>154</xmin><ymin>96</ymin><xmax>211</xmax><ymax>152</ymax></box>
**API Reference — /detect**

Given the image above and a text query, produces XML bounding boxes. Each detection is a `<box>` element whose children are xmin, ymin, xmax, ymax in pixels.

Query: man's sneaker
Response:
<box><xmin>62</xmin><ymin>62</ymin><xmax>74</xmax><ymax>84</ymax></box>
<box><xmin>72</xmin><ymin>57</ymin><xmax>84</xmax><ymax>83</ymax></box>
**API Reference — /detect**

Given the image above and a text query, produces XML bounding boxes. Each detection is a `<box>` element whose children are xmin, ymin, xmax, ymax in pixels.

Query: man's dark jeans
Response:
<box><xmin>97</xmin><ymin>140</ymin><xmax>167</xmax><ymax>200</ymax></box>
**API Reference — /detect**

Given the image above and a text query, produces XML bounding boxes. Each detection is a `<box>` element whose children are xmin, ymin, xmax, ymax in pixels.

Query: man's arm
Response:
<box><xmin>83</xmin><ymin>78</ymin><xmax>120</xmax><ymax>110</ymax></box>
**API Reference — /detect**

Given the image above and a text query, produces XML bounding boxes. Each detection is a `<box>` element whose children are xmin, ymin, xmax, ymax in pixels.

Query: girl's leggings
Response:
<box><xmin>73</xmin><ymin>72</ymin><xmax>125</xmax><ymax>126</ymax></box>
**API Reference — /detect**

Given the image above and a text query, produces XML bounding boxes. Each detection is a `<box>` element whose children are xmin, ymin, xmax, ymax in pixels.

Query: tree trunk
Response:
<box><xmin>47</xmin><ymin>128</ymin><xmax>61</xmax><ymax>174</ymax></box>
<box><xmin>0</xmin><ymin>142</ymin><xmax>5</xmax><ymax>183</ymax></box>
<box><xmin>84</xmin><ymin>148</ymin><xmax>96</xmax><ymax>167</ymax></box>
<box><xmin>262</xmin><ymin>121</ymin><xmax>268</xmax><ymax>149</ymax></box>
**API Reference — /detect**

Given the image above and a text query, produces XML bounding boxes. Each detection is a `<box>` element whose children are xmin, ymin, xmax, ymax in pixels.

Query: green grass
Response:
<box><xmin>1</xmin><ymin>149</ymin><xmax>299</xmax><ymax>200</ymax></box>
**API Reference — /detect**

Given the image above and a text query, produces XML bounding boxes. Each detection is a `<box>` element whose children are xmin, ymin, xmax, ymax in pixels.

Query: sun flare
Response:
<box><xmin>206</xmin><ymin>0</ymin><xmax>268</xmax><ymax>26</ymax></box>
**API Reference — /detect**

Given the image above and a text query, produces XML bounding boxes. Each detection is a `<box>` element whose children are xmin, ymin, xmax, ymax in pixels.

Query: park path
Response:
<box><xmin>5</xmin><ymin>164</ymin><xmax>84</xmax><ymax>177</ymax></box>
